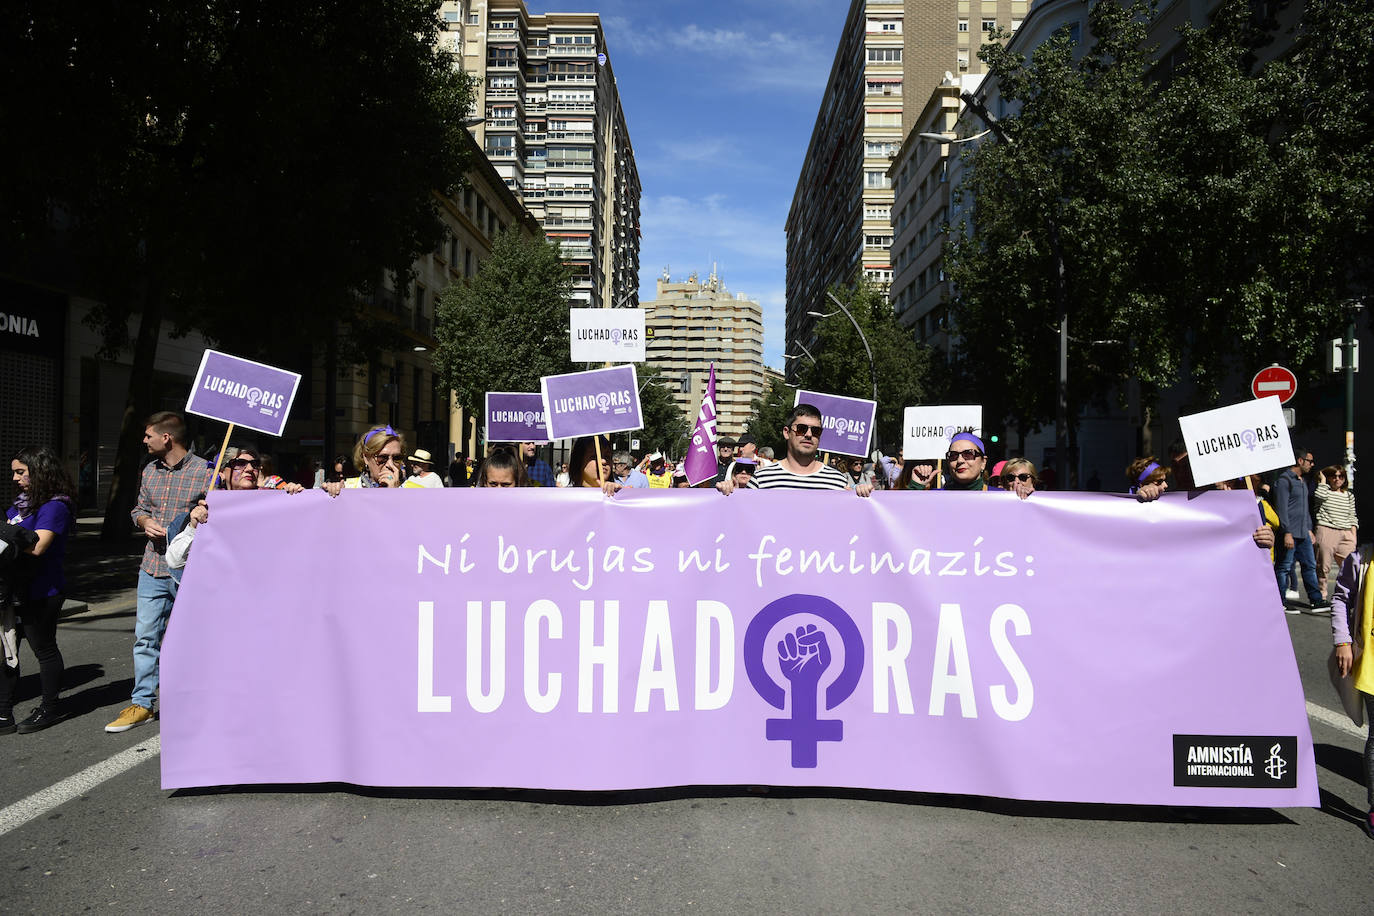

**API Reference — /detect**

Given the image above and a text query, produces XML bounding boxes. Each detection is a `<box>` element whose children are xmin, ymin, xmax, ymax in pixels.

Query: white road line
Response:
<box><xmin>1307</xmin><ymin>700</ymin><xmax>1366</xmax><ymax>739</ymax></box>
<box><xmin>0</xmin><ymin>735</ymin><xmax>160</xmax><ymax>837</ymax></box>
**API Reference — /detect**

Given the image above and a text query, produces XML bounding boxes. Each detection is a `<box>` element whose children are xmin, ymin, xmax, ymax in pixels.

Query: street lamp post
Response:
<box><xmin>808</xmin><ymin>290</ymin><xmax>877</xmax><ymax>403</ymax></box>
<box><xmin>1343</xmin><ymin>298</ymin><xmax>1364</xmax><ymax>488</ymax></box>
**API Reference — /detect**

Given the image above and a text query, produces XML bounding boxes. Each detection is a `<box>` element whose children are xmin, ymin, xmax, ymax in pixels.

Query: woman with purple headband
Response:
<box><xmin>1126</xmin><ymin>456</ymin><xmax>1170</xmax><ymax>499</ymax></box>
<box><xmin>322</xmin><ymin>425</ymin><xmax>431</xmax><ymax>493</ymax></box>
<box><xmin>941</xmin><ymin>432</ymin><xmax>1032</xmax><ymax>499</ymax></box>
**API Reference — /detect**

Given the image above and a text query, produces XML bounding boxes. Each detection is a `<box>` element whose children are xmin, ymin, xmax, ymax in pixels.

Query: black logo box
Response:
<box><xmin>1173</xmin><ymin>735</ymin><xmax>1298</xmax><ymax>788</ymax></box>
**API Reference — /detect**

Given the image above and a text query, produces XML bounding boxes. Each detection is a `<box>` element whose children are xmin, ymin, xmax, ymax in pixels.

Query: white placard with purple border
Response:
<box><xmin>570</xmin><ymin>308</ymin><xmax>645</xmax><ymax>362</ymax></box>
<box><xmin>792</xmin><ymin>390</ymin><xmax>877</xmax><ymax>458</ymax></box>
<box><xmin>185</xmin><ymin>349</ymin><xmax>301</xmax><ymax>437</ymax></box>
<box><xmin>1178</xmin><ymin>397</ymin><xmax>1293</xmax><ymax>487</ymax></box>
<box><xmin>541</xmin><ymin>365</ymin><xmax>643</xmax><ymax>440</ymax></box>
<box><xmin>903</xmin><ymin>405</ymin><xmax>984</xmax><ymax>459</ymax></box>
<box><xmin>485</xmin><ymin>392</ymin><xmax>550</xmax><ymax>444</ymax></box>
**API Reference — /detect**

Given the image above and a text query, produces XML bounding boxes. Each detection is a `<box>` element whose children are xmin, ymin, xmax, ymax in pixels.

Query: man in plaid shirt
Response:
<box><xmin>105</xmin><ymin>411</ymin><xmax>214</xmax><ymax>733</ymax></box>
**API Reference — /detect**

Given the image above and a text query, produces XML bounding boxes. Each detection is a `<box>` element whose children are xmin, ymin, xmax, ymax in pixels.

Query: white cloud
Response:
<box><xmin>602</xmin><ymin>15</ymin><xmax>829</xmax><ymax>95</ymax></box>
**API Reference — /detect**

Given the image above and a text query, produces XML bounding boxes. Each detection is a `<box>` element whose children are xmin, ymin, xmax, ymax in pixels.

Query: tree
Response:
<box><xmin>794</xmin><ymin>281</ymin><xmax>932</xmax><ymax>452</ymax></box>
<box><xmin>745</xmin><ymin>377</ymin><xmax>795</xmax><ymax>458</ymax></box>
<box><xmin>632</xmin><ymin>364</ymin><xmax>691</xmax><ymax>458</ymax></box>
<box><xmin>946</xmin><ymin>0</ymin><xmax>1166</xmax><ymax>443</ymax></box>
<box><xmin>0</xmin><ymin>1</ymin><xmax>477</xmax><ymax>538</ymax></box>
<box><xmin>947</xmin><ymin>0</ymin><xmax>1374</xmax><ymax>442</ymax></box>
<box><xmin>433</xmin><ymin>228</ymin><xmax>575</xmax><ymax>425</ymax></box>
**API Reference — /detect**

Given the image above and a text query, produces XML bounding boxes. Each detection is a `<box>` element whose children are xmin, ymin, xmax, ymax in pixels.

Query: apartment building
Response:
<box><xmin>643</xmin><ymin>269</ymin><xmax>768</xmax><ymax>444</ymax></box>
<box><xmin>438</xmin><ymin>0</ymin><xmax>641</xmax><ymax>311</ymax></box>
<box><xmin>784</xmin><ymin>0</ymin><xmax>1023</xmax><ymax>373</ymax></box>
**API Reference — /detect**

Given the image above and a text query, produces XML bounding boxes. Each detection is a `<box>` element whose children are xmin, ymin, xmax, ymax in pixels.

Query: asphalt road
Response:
<box><xmin>2</xmin><ymin>531</ymin><xmax>1372</xmax><ymax>914</ymax></box>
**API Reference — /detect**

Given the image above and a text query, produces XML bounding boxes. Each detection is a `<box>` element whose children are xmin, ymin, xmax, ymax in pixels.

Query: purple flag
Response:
<box><xmin>541</xmin><ymin>365</ymin><xmax>643</xmax><ymax>440</ymax></box>
<box><xmin>185</xmin><ymin>349</ymin><xmax>301</xmax><ymax>437</ymax></box>
<box><xmin>161</xmin><ymin>489</ymin><xmax>1317</xmax><ymax>808</ymax></box>
<box><xmin>486</xmin><ymin>392</ymin><xmax>550</xmax><ymax>443</ymax></box>
<box><xmin>794</xmin><ymin>390</ymin><xmax>877</xmax><ymax>458</ymax></box>
<box><xmin>684</xmin><ymin>363</ymin><xmax>719</xmax><ymax>486</ymax></box>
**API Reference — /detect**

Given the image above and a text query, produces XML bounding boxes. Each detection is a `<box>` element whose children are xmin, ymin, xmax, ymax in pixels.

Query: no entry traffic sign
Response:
<box><xmin>1251</xmin><ymin>364</ymin><xmax>1297</xmax><ymax>404</ymax></box>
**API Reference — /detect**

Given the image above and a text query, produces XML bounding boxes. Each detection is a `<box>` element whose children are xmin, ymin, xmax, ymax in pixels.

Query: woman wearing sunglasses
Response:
<box><xmin>999</xmin><ymin>457</ymin><xmax>1038</xmax><ymax>500</ymax></box>
<box><xmin>940</xmin><ymin>433</ymin><xmax>990</xmax><ymax>492</ymax></box>
<box><xmin>1314</xmin><ymin>465</ymin><xmax>1358</xmax><ymax>602</ymax></box>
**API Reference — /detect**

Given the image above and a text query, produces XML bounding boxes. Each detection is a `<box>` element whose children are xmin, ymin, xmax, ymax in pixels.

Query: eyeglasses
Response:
<box><xmin>229</xmin><ymin>458</ymin><xmax>260</xmax><ymax>469</ymax></box>
<box><xmin>370</xmin><ymin>453</ymin><xmax>400</xmax><ymax>466</ymax></box>
<box><xmin>945</xmin><ymin>449</ymin><xmax>985</xmax><ymax>462</ymax></box>
<box><xmin>790</xmin><ymin>423</ymin><xmax>823</xmax><ymax>438</ymax></box>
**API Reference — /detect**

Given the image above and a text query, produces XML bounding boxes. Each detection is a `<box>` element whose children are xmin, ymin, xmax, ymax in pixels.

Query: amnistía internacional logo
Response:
<box><xmin>1172</xmin><ymin>734</ymin><xmax>1298</xmax><ymax>788</ymax></box>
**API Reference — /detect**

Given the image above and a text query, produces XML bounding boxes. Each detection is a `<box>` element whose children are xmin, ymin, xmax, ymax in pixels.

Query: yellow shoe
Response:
<box><xmin>104</xmin><ymin>705</ymin><xmax>154</xmax><ymax>733</ymax></box>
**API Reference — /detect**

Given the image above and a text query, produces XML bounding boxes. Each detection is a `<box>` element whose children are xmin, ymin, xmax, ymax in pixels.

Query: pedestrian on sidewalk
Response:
<box><xmin>1314</xmin><ymin>465</ymin><xmax>1358</xmax><ymax>601</ymax></box>
<box><xmin>1</xmin><ymin>446</ymin><xmax>76</xmax><ymax>734</ymax></box>
<box><xmin>1330</xmin><ymin>551</ymin><xmax>1374</xmax><ymax>839</ymax></box>
<box><xmin>105</xmin><ymin>412</ymin><xmax>214</xmax><ymax>734</ymax></box>
<box><xmin>1274</xmin><ymin>447</ymin><xmax>1329</xmax><ymax>613</ymax></box>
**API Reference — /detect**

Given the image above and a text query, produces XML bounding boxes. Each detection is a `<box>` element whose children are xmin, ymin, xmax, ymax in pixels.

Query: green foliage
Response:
<box><xmin>433</xmin><ymin>229</ymin><xmax>575</xmax><ymax>422</ymax></box>
<box><xmin>946</xmin><ymin>0</ymin><xmax>1374</xmax><ymax>435</ymax></box>
<box><xmin>633</xmin><ymin>364</ymin><xmax>691</xmax><ymax>457</ymax></box>
<box><xmin>0</xmin><ymin>1</ymin><xmax>477</xmax><ymax>363</ymax></box>
<box><xmin>745</xmin><ymin>377</ymin><xmax>795</xmax><ymax>457</ymax></box>
<box><xmin>794</xmin><ymin>282</ymin><xmax>931</xmax><ymax>451</ymax></box>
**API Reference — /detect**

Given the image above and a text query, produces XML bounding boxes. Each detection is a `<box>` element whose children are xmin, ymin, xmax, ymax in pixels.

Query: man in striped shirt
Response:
<box><xmin>716</xmin><ymin>404</ymin><xmax>873</xmax><ymax>496</ymax></box>
<box><xmin>105</xmin><ymin>411</ymin><xmax>214</xmax><ymax>733</ymax></box>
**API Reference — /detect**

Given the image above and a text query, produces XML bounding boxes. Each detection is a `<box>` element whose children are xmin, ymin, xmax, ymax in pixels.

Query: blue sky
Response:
<box><xmin>527</xmin><ymin>0</ymin><xmax>851</xmax><ymax>370</ymax></box>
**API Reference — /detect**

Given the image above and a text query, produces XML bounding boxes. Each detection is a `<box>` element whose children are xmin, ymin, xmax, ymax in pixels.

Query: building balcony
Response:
<box><xmin>488</xmin><ymin>28</ymin><xmax>520</xmax><ymax>41</ymax></box>
<box><xmin>548</xmin><ymin>45</ymin><xmax>597</xmax><ymax>57</ymax></box>
<box><xmin>546</xmin><ymin>158</ymin><xmax>594</xmax><ymax>170</ymax></box>
<box><xmin>548</xmin><ymin>101</ymin><xmax>595</xmax><ymax>112</ymax></box>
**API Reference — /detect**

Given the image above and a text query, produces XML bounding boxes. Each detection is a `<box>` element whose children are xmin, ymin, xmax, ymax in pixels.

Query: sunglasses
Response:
<box><xmin>790</xmin><ymin>423</ymin><xmax>824</xmax><ymax>438</ymax></box>
<box><xmin>945</xmin><ymin>449</ymin><xmax>984</xmax><ymax>462</ymax></box>
<box><xmin>1009</xmin><ymin>473</ymin><xmax>1034</xmax><ymax>483</ymax></box>
<box><xmin>369</xmin><ymin>453</ymin><xmax>400</xmax><ymax>466</ymax></box>
<box><xmin>229</xmin><ymin>458</ymin><xmax>260</xmax><ymax>469</ymax></box>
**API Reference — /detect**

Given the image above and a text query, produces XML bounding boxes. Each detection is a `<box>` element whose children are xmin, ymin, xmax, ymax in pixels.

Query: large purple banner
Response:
<box><xmin>185</xmin><ymin>349</ymin><xmax>301</xmax><ymax>437</ymax></box>
<box><xmin>162</xmin><ymin>490</ymin><xmax>1317</xmax><ymax>807</ymax></box>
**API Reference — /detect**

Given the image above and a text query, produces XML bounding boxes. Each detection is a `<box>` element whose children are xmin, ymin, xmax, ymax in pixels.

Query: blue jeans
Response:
<box><xmin>1274</xmin><ymin>535</ymin><xmax>1323</xmax><ymax>604</ymax></box>
<box><xmin>132</xmin><ymin>571</ymin><xmax>178</xmax><ymax>710</ymax></box>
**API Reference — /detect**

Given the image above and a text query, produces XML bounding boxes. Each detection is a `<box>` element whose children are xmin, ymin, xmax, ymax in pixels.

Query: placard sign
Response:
<box><xmin>541</xmin><ymin>364</ymin><xmax>643</xmax><ymax>439</ymax></box>
<box><xmin>903</xmin><ymin>405</ymin><xmax>983</xmax><ymax>459</ymax></box>
<box><xmin>485</xmin><ymin>393</ymin><xmax>550</xmax><ymax>443</ymax></box>
<box><xmin>1178</xmin><ymin>397</ymin><xmax>1294</xmax><ymax>487</ymax></box>
<box><xmin>570</xmin><ymin>308</ymin><xmax>646</xmax><ymax>363</ymax></box>
<box><xmin>185</xmin><ymin>349</ymin><xmax>301</xmax><ymax>437</ymax></box>
<box><xmin>793</xmin><ymin>390</ymin><xmax>877</xmax><ymax>458</ymax></box>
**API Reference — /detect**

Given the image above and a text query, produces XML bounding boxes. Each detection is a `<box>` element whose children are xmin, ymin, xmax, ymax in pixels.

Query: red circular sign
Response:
<box><xmin>1251</xmin><ymin>365</ymin><xmax>1298</xmax><ymax>404</ymax></box>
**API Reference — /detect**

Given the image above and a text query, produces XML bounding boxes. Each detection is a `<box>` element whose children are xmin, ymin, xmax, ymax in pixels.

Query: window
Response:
<box><xmin>864</xmin><ymin>206</ymin><xmax>891</xmax><ymax>221</ymax></box>
<box><xmin>443</xmin><ymin>11</ymin><xmax>460</xmax><ymax>22</ymax></box>
<box><xmin>865</xmin><ymin>171</ymin><xmax>891</xmax><ymax>189</ymax></box>
<box><xmin>866</xmin><ymin>47</ymin><xmax>902</xmax><ymax>62</ymax></box>
<box><xmin>982</xmin><ymin>19</ymin><xmax>997</xmax><ymax>32</ymax></box>
<box><xmin>1012</xmin><ymin>19</ymin><xmax>1023</xmax><ymax>30</ymax></box>
<box><xmin>957</xmin><ymin>51</ymin><xmax>970</xmax><ymax>70</ymax></box>
<box><xmin>958</xmin><ymin>19</ymin><xmax>969</xmax><ymax>32</ymax></box>
<box><xmin>864</xmin><ymin>111</ymin><xmax>901</xmax><ymax>127</ymax></box>
<box><xmin>865</xmin><ymin>140</ymin><xmax>898</xmax><ymax>157</ymax></box>
<box><xmin>864</xmin><ymin>234</ymin><xmax>893</xmax><ymax>249</ymax></box>
<box><xmin>467</xmin><ymin>12</ymin><xmax>479</xmax><ymax>25</ymax></box>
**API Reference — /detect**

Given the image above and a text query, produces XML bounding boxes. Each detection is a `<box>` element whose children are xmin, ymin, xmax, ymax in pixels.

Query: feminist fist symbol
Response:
<box><xmin>766</xmin><ymin>623</ymin><xmax>841</xmax><ymax>768</ymax></box>
<box><xmin>778</xmin><ymin>624</ymin><xmax>831</xmax><ymax>686</ymax></box>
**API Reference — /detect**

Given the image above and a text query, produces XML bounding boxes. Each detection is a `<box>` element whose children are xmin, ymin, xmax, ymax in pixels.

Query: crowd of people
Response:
<box><xmin>2</xmin><ymin>403</ymin><xmax>1371</xmax><ymax>838</ymax></box>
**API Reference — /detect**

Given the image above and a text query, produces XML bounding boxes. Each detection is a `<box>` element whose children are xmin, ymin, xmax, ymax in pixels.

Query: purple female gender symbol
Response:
<box><xmin>743</xmin><ymin>593</ymin><xmax>865</xmax><ymax>768</ymax></box>
<box><xmin>1240</xmin><ymin>429</ymin><xmax>1258</xmax><ymax>451</ymax></box>
<box><xmin>611</xmin><ymin>328</ymin><xmax>623</xmax><ymax>344</ymax></box>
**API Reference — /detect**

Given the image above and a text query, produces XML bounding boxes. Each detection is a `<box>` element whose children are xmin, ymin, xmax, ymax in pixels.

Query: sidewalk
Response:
<box><xmin>58</xmin><ymin>515</ymin><xmax>144</xmax><ymax>618</ymax></box>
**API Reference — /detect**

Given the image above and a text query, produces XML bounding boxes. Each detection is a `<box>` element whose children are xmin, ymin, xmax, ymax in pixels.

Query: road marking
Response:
<box><xmin>1307</xmin><ymin>700</ymin><xmax>1365</xmax><ymax>739</ymax></box>
<box><xmin>0</xmin><ymin>735</ymin><xmax>160</xmax><ymax>837</ymax></box>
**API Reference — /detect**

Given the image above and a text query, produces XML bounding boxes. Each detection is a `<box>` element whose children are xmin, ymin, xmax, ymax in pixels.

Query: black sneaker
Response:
<box><xmin>16</xmin><ymin>706</ymin><xmax>62</xmax><ymax>734</ymax></box>
<box><xmin>0</xmin><ymin>715</ymin><xmax>14</xmax><ymax>735</ymax></box>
